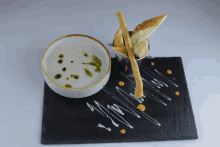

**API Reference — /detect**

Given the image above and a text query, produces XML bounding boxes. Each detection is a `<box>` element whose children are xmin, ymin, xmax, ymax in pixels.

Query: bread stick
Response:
<box><xmin>116</xmin><ymin>11</ymin><xmax>143</xmax><ymax>98</ymax></box>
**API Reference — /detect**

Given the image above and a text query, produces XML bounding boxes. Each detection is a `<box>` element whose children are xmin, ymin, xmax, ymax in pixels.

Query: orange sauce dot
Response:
<box><xmin>137</xmin><ymin>104</ymin><xmax>145</xmax><ymax>111</ymax></box>
<box><xmin>167</xmin><ymin>69</ymin><xmax>172</xmax><ymax>74</ymax></box>
<box><xmin>175</xmin><ymin>91</ymin><xmax>179</xmax><ymax>96</ymax></box>
<box><xmin>120</xmin><ymin>129</ymin><xmax>126</xmax><ymax>134</ymax></box>
<box><xmin>151</xmin><ymin>62</ymin><xmax>154</xmax><ymax>65</ymax></box>
<box><xmin>119</xmin><ymin>81</ymin><xmax>124</xmax><ymax>86</ymax></box>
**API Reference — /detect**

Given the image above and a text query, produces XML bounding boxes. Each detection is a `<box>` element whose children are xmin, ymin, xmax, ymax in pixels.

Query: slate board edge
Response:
<box><xmin>176</xmin><ymin>57</ymin><xmax>198</xmax><ymax>139</ymax></box>
<box><xmin>41</xmin><ymin>136</ymin><xmax>198</xmax><ymax>145</ymax></box>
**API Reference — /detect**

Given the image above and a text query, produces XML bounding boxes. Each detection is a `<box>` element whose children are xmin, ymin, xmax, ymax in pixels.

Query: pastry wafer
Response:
<box><xmin>130</xmin><ymin>14</ymin><xmax>167</xmax><ymax>47</ymax></box>
<box><xmin>113</xmin><ymin>27</ymin><xmax>125</xmax><ymax>49</ymax></box>
<box><xmin>112</xmin><ymin>46</ymin><xmax>128</xmax><ymax>58</ymax></box>
<box><xmin>133</xmin><ymin>40</ymin><xmax>149</xmax><ymax>58</ymax></box>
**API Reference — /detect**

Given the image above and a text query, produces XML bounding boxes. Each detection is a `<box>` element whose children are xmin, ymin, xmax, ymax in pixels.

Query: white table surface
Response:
<box><xmin>1</xmin><ymin>0</ymin><xmax>220</xmax><ymax>146</ymax></box>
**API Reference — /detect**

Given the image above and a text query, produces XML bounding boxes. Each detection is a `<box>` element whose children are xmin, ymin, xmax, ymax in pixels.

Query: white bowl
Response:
<box><xmin>42</xmin><ymin>34</ymin><xmax>111</xmax><ymax>98</ymax></box>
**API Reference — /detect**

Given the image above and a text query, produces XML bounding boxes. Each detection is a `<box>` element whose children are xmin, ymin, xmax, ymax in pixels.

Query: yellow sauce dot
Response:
<box><xmin>137</xmin><ymin>104</ymin><xmax>146</xmax><ymax>111</ymax></box>
<box><xmin>119</xmin><ymin>81</ymin><xmax>124</xmax><ymax>86</ymax></box>
<box><xmin>175</xmin><ymin>91</ymin><xmax>179</xmax><ymax>96</ymax></box>
<box><xmin>120</xmin><ymin>129</ymin><xmax>126</xmax><ymax>134</ymax></box>
<box><xmin>151</xmin><ymin>62</ymin><xmax>154</xmax><ymax>65</ymax></box>
<box><xmin>167</xmin><ymin>69</ymin><xmax>172</xmax><ymax>74</ymax></box>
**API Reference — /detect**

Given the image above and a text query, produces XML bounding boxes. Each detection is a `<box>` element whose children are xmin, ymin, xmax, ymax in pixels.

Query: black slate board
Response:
<box><xmin>41</xmin><ymin>57</ymin><xmax>198</xmax><ymax>145</ymax></box>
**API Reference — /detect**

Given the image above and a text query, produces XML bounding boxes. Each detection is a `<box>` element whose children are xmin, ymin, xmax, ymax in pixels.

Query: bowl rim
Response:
<box><xmin>42</xmin><ymin>34</ymin><xmax>111</xmax><ymax>91</ymax></box>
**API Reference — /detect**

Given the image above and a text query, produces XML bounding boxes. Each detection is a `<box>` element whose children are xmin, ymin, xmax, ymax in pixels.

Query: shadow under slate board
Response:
<box><xmin>41</xmin><ymin>57</ymin><xmax>198</xmax><ymax>145</ymax></box>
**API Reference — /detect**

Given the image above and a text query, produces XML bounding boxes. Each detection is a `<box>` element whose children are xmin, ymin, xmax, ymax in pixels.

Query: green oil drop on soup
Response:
<box><xmin>59</xmin><ymin>54</ymin><xmax>64</xmax><ymax>58</ymax></box>
<box><xmin>65</xmin><ymin>84</ymin><xmax>72</xmax><ymax>88</ymax></box>
<box><xmin>73</xmin><ymin>75</ymin><xmax>79</xmax><ymax>79</ymax></box>
<box><xmin>84</xmin><ymin>53</ymin><xmax>88</xmax><ymax>57</ymax></box>
<box><xmin>70</xmin><ymin>74</ymin><xmax>79</xmax><ymax>79</ymax></box>
<box><xmin>58</xmin><ymin>59</ymin><xmax>63</xmax><ymax>64</ymax></box>
<box><xmin>85</xmin><ymin>55</ymin><xmax>102</xmax><ymax>73</ymax></box>
<box><xmin>84</xmin><ymin>68</ymin><xmax>93</xmax><ymax>77</ymax></box>
<box><xmin>54</xmin><ymin>74</ymin><xmax>62</xmax><ymax>79</ymax></box>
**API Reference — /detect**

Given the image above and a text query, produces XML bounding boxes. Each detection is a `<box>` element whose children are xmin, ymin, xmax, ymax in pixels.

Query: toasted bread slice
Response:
<box><xmin>130</xmin><ymin>14</ymin><xmax>167</xmax><ymax>47</ymax></box>
<box><xmin>112</xmin><ymin>46</ymin><xmax>128</xmax><ymax>58</ymax></box>
<box><xmin>133</xmin><ymin>40</ymin><xmax>149</xmax><ymax>58</ymax></box>
<box><xmin>113</xmin><ymin>27</ymin><xmax>125</xmax><ymax>49</ymax></box>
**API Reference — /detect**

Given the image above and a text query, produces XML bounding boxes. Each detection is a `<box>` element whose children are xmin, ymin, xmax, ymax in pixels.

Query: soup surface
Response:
<box><xmin>44</xmin><ymin>35</ymin><xmax>109</xmax><ymax>88</ymax></box>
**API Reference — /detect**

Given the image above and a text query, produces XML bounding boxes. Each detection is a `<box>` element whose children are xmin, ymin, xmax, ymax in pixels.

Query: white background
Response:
<box><xmin>0</xmin><ymin>0</ymin><xmax>220</xmax><ymax>146</ymax></box>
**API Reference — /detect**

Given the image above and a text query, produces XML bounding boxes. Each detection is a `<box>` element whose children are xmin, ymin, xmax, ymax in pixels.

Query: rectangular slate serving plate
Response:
<box><xmin>41</xmin><ymin>57</ymin><xmax>198</xmax><ymax>145</ymax></box>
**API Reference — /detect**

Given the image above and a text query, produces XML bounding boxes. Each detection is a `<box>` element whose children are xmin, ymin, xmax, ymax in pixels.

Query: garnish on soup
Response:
<box><xmin>58</xmin><ymin>59</ymin><xmax>63</xmax><ymax>64</ymax></box>
<box><xmin>62</xmin><ymin>67</ymin><xmax>66</xmax><ymax>71</ymax></box>
<box><xmin>54</xmin><ymin>74</ymin><xmax>62</xmax><ymax>79</ymax></box>
<box><xmin>65</xmin><ymin>84</ymin><xmax>72</xmax><ymax>88</ymax></box>
<box><xmin>59</xmin><ymin>54</ymin><xmax>64</xmax><ymax>58</ymax></box>
<box><xmin>84</xmin><ymin>68</ymin><xmax>93</xmax><ymax>77</ymax></box>
<box><xmin>84</xmin><ymin>55</ymin><xmax>102</xmax><ymax>73</ymax></box>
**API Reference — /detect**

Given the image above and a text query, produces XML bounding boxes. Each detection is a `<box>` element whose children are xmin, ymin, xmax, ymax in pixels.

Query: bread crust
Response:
<box><xmin>112</xmin><ymin>46</ymin><xmax>128</xmax><ymax>58</ymax></box>
<box><xmin>131</xmin><ymin>14</ymin><xmax>167</xmax><ymax>37</ymax></box>
<box><xmin>113</xmin><ymin>27</ymin><xmax>125</xmax><ymax>49</ymax></box>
